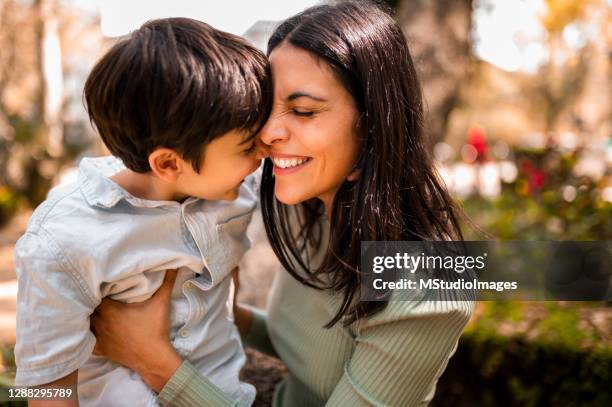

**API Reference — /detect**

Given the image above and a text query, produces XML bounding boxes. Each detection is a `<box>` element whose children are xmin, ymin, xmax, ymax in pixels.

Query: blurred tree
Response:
<box><xmin>0</xmin><ymin>0</ymin><xmax>69</xmax><ymax>224</ymax></box>
<box><xmin>36</xmin><ymin>0</ymin><xmax>65</xmax><ymax>158</ymax></box>
<box><xmin>541</xmin><ymin>0</ymin><xmax>594</xmax><ymax>37</ymax></box>
<box><xmin>0</xmin><ymin>0</ymin><xmax>49</xmax><ymax>209</ymax></box>
<box><xmin>539</xmin><ymin>0</ymin><xmax>602</xmax><ymax>132</ymax></box>
<box><xmin>392</xmin><ymin>0</ymin><xmax>473</xmax><ymax>148</ymax></box>
<box><xmin>570</xmin><ymin>4</ymin><xmax>612</xmax><ymax>138</ymax></box>
<box><xmin>0</xmin><ymin>0</ymin><xmax>105</xmax><ymax>225</ymax></box>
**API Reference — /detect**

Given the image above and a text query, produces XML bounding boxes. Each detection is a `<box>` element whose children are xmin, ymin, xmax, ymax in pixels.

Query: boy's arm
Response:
<box><xmin>28</xmin><ymin>371</ymin><xmax>78</xmax><ymax>407</ymax></box>
<box><xmin>14</xmin><ymin>230</ymin><xmax>97</xmax><ymax>387</ymax></box>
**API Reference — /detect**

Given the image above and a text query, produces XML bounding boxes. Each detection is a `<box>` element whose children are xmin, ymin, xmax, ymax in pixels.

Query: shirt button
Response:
<box><xmin>179</xmin><ymin>329</ymin><xmax>189</xmax><ymax>337</ymax></box>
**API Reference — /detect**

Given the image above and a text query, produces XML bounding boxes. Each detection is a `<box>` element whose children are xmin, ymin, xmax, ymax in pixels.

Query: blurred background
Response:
<box><xmin>0</xmin><ymin>0</ymin><xmax>610</xmax><ymax>405</ymax></box>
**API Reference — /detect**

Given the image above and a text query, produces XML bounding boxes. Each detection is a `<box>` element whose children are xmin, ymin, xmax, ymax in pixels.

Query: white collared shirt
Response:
<box><xmin>14</xmin><ymin>156</ymin><xmax>258</xmax><ymax>406</ymax></box>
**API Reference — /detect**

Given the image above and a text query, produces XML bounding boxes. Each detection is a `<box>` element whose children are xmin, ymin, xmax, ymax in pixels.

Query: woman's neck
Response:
<box><xmin>319</xmin><ymin>189</ymin><xmax>338</xmax><ymax>218</ymax></box>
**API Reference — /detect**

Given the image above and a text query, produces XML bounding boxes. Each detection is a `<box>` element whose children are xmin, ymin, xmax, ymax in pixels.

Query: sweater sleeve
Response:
<box><xmin>325</xmin><ymin>299</ymin><xmax>473</xmax><ymax>407</ymax></box>
<box><xmin>242</xmin><ymin>306</ymin><xmax>279</xmax><ymax>358</ymax></box>
<box><xmin>157</xmin><ymin>360</ymin><xmax>239</xmax><ymax>407</ymax></box>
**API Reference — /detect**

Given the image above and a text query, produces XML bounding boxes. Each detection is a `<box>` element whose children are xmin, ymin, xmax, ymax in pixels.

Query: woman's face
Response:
<box><xmin>260</xmin><ymin>42</ymin><xmax>360</xmax><ymax>211</ymax></box>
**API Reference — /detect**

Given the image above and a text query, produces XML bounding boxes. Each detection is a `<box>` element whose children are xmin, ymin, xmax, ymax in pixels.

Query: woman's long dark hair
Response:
<box><xmin>261</xmin><ymin>1</ymin><xmax>467</xmax><ymax>328</ymax></box>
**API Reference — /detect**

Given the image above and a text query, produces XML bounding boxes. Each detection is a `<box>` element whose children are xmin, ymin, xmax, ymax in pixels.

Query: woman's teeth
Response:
<box><xmin>272</xmin><ymin>157</ymin><xmax>310</xmax><ymax>169</ymax></box>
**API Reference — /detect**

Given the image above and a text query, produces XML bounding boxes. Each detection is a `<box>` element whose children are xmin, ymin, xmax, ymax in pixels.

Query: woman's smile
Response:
<box><xmin>270</xmin><ymin>153</ymin><xmax>313</xmax><ymax>175</ymax></box>
<box><xmin>260</xmin><ymin>43</ymin><xmax>360</xmax><ymax>207</ymax></box>
<box><xmin>87</xmin><ymin>3</ymin><xmax>473</xmax><ymax>407</ymax></box>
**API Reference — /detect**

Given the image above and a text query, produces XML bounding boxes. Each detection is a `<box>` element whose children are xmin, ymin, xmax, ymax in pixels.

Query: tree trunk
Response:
<box><xmin>395</xmin><ymin>0</ymin><xmax>473</xmax><ymax>148</ymax></box>
<box><xmin>35</xmin><ymin>0</ymin><xmax>64</xmax><ymax>157</ymax></box>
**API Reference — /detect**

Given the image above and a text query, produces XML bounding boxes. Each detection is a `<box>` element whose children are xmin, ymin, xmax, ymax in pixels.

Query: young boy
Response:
<box><xmin>13</xmin><ymin>17</ymin><xmax>269</xmax><ymax>406</ymax></box>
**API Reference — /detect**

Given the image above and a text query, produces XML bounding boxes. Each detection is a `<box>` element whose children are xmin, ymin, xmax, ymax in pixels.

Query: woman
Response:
<box><xmin>92</xmin><ymin>2</ymin><xmax>474</xmax><ymax>405</ymax></box>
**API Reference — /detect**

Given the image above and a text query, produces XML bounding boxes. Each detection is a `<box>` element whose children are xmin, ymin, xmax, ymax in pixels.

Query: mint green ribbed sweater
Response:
<box><xmin>158</xmin><ymin>266</ymin><xmax>473</xmax><ymax>406</ymax></box>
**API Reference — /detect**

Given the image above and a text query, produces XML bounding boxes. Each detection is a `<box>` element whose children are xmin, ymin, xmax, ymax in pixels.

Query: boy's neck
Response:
<box><xmin>110</xmin><ymin>169</ymin><xmax>187</xmax><ymax>202</ymax></box>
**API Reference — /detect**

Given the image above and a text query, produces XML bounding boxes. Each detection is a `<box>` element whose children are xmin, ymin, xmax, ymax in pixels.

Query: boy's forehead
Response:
<box><xmin>210</xmin><ymin>128</ymin><xmax>254</xmax><ymax>147</ymax></box>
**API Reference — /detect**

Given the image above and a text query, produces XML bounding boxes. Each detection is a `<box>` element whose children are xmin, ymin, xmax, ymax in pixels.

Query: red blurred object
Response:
<box><xmin>530</xmin><ymin>169</ymin><xmax>546</xmax><ymax>191</ymax></box>
<box><xmin>467</xmin><ymin>124</ymin><xmax>488</xmax><ymax>162</ymax></box>
<box><xmin>519</xmin><ymin>157</ymin><xmax>534</xmax><ymax>173</ymax></box>
<box><xmin>518</xmin><ymin>157</ymin><xmax>546</xmax><ymax>194</ymax></box>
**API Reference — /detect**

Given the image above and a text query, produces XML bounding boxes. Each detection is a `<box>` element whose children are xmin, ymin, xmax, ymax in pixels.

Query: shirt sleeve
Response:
<box><xmin>157</xmin><ymin>306</ymin><xmax>276</xmax><ymax>407</ymax></box>
<box><xmin>241</xmin><ymin>306</ymin><xmax>278</xmax><ymax>358</ymax></box>
<box><xmin>325</xmin><ymin>299</ymin><xmax>473</xmax><ymax>407</ymax></box>
<box><xmin>157</xmin><ymin>360</ymin><xmax>240</xmax><ymax>407</ymax></box>
<box><xmin>14</xmin><ymin>229</ymin><xmax>98</xmax><ymax>386</ymax></box>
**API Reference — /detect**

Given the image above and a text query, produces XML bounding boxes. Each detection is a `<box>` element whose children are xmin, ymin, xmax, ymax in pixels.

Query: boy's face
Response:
<box><xmin>178</xmin><ymin>130</ymin><xmax>263</xmax><ymax>201</ymax></box>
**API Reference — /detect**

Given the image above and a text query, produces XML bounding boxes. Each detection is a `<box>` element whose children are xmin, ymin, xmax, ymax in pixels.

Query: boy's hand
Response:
<box><xmin>90</xmin><ymin>269</ymin><xmax>182</xmax><ymax>393</ymax></box>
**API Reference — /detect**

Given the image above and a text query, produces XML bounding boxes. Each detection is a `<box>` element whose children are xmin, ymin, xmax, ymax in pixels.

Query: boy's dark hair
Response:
<box><xmin>84</xmin><ymin>17</ymin><xmax>270</xmax><ymax>173</ymax></box>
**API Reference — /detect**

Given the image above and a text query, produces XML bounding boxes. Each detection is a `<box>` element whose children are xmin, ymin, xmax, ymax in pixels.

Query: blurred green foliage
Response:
<box><xmin>433</xmin><ymin>328</ymin><xmax>612</xmax><ymax>406</ymax></box>
<box><xmin>472</xmin><ymin>302</ymin><xmax>607</xmax><ymax>351</ymax></box>
<box><xmin>461</xmin><ymin>146</ymin><xmax>611</xmax><ymax>241</ymax></box>
<box><xmin>0</xmin><ymin>187</ymin><xmax>21</xmax><ymax>228</ymax></box>
<box><xmin>452</xmin><ymin>141</ymin><xmax>611</xmax><ymax>404</ymax></box>
<box><xmin>0</xmin><ymin>346</ymin><xmax>25</xmax><ymax>407</ymax></box>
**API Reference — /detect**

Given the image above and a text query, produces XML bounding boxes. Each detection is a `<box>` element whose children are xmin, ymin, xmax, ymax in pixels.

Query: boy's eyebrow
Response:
<box><xmin>287</xmin><ymin>92</ymin><xmax>327</xmax><ymax>102</ymax></box>
<box><xmin>237</xmin><ymin>132</ymin><xmax>257</xmax><ymax>146</ymax></box>
<box><xmin>238</xmin><ymin>138</ymin><xmax>255</xmax><ymax>147</ymax></box>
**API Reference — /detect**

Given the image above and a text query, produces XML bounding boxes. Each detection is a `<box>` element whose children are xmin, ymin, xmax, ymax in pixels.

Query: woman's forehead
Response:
<box><xmin>269</xmin><ymin>43</ymin><xmax>340</xmax><ymax>98</ymax></box>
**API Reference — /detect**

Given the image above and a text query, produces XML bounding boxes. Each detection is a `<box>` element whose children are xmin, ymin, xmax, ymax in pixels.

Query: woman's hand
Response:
<box><xmin>90</xmin><ymin>269</ymin><xmax>182</xmax><ymax>393</ymax></box>
<box><xmin>231</xmin><ymin>267</ymin><xmax>253</xmax><ymax>338</ymax></box>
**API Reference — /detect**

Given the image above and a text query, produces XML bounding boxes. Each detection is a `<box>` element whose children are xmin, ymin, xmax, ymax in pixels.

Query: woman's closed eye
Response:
<box><xmin>292</xmin><ymin>109</ymin><xmax>315</xmax><ymax>117</ymax></box>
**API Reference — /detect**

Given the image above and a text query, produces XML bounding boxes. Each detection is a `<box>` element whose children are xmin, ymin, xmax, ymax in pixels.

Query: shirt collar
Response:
<box><xmin>78</xmin><ymin>156</ymin><xmax>195</xmax><ymax>209</ymax></box>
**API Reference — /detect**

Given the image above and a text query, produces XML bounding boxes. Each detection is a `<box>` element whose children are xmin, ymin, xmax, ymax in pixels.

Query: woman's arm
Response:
<box><xmin>90</xmin><ymin>270</ymin><xmax>238</xmax><ymax>406</ymax></box>
<box><xmin>232</xmin><ymin>268</ymin><xmax>278</xmax><ymax>357</ymax></box>
<box><xmin>157</xmin><ymin>360</ymin><xmax>239</xmax><ymax>407</ymax></box>
<box><xmin>235</xmin><ymin>304</ymin><xmax>278</xmax><ymax>358</ymax></box>
<box><xmin>92</xmin><ymin>299</ymin><xmax>183</xmax><ymax>393</ymax></box>
<box><xmin>91</xmin><ymin>270</ymin><xmax>182</xmax><ymax>392</ymax></box>
<box><xmin>325</xmin><ymin>300</ymin><xmax>473</xmax><ymax>406</ymax></box>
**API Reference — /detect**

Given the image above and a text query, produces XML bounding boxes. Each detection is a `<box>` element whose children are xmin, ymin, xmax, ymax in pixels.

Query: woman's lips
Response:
<box><xmin>271</xmin><ymin>155</ymin><xmax>312</xmax><ymax>175</ymax></box>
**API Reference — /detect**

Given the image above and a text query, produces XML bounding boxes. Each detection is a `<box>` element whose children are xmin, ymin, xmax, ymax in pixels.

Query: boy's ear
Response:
<box><xmin>148</xmin><ymin>148</ymin><xmax>183</xmax><ymax>182</ymax></box>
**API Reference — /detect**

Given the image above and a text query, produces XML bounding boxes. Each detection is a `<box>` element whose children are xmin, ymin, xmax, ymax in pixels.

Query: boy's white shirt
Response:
<box><xmin>14</xmin><ymin>156</ymin><xmax>259</xmax><ymax>406</ymax></box>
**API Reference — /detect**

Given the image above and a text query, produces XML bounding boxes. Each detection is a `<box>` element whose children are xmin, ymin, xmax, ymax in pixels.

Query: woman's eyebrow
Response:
<box><xmin>287</xmin><ymin>91</ymin><xmax>327</xmax><ymax>102</ymax></box>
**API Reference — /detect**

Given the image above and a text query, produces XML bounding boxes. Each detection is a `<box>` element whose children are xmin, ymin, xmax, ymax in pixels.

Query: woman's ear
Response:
<box><xmin>347</xmin><ymin>167</ymin><xmax>361</xmax><ymax>182</ymax></box>
<box><xmin>148</xmin><ymin>148</ymin><xmax>182</xmax><ymax>182</ymax></box>
<box><xmin>347</xmin><ymin>157</ymin><xmax>363</xmax><ymax>182</ymax></box>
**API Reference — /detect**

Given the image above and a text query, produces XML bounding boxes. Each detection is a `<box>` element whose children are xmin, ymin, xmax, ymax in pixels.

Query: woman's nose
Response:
<box><xmin>259</xmin><ymin>115</ymin><xmax>289</xmax><ymax>146</ymax></box>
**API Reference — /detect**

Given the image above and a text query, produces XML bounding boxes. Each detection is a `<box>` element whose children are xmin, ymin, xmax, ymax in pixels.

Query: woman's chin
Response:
<box><xmin>274</xmin><ymin>186</ymin><xmax>309</xmax><ymax>206</ymax></box>
<box><xmin>274</xmin><ymin>194</ymin><xmax>303</xmax><ymax>206</ymax></box>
